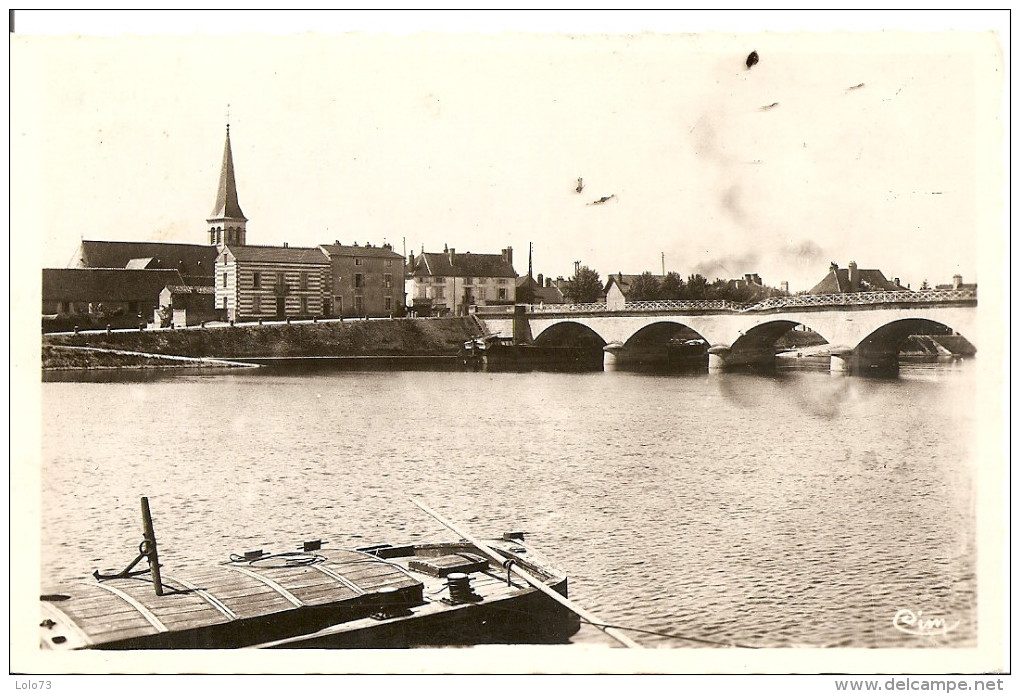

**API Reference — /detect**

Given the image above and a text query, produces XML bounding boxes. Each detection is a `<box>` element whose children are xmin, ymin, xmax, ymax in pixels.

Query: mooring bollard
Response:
<box><xmin>258</xmin><ymin>318</ymin><xmax>263</xmax><ymax>325</ymax></box>
<box><xmin>106</xmin><ymin>324</ymin><xmax>112</xmax><ymax>334</ymax></box>
<box><xmin>73</xmin><ymin>325</ymin><xmax>79</xmax><ymax>334</ymax></box>
<box><xmin>286</xmin><ymin>317</ymin><xmax>291</xmax><ymax>324</ymax></box>
<box><xmin>313</xmin><ymin>316</ymin><xmax>318</xmax><ymax>324</ymax></box>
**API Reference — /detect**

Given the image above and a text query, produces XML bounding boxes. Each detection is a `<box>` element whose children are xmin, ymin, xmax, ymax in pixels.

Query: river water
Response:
<box><xmin>40</xmin><ymin>358</ymin><xmax>978</xmax><ymax>649</ymax></box>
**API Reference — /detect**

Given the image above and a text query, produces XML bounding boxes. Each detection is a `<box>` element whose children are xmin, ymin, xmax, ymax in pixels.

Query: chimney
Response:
<box><xmin>829</xmin><ymin>261</ymin><xmax>838</xmax><ymax>273</ymax></box>
<box><xmin>546</xmin><ymin>277</ymin><xmax>552</xmax><ymax>288</ymax></box>
<box><xmin>848</xmin><ymin>260</ymin><xmax>860</xmax><ymax>291</ymax></box>
<box><xmin>335</xmin><ymin>239</ymin><xmax>340</xmax><ymax>246</ymax></box>
<box><xmin>408</xmin><ymin>252</ymin><xmax>415</xmax><ymax>267</ymax></box>
<box><xmin>283</xmin><ymin>242</ymin><xmax>289</xmax><ymax>248</ymax></box>
<box><xmin>537</xmin><ymin>273</ymin><xmax>544</xmax><ymax>287</ymax></box>
<box><xmin>894</xmin><ymin>277</ymin><xmax>901</xmax><ymax>287</ymax></box>
<box><xmin>501</xmin><ymin>247</ymin><xmax>513</xmax><ymax>266</ymax></box>
<box><xmin>952</xmin><ymin>274</ymin><xmax>962</xmax><ymax>289</ymax></box>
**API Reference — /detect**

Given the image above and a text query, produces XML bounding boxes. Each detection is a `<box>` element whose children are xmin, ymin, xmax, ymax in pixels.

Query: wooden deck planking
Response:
<box><xmin>62</xmin><ymin>599</ymin><xmax>141</xmax><ymax>620</ymax></box>
<box><xmin>154</xmin><ymin>609</ymin><xmax>229</xmax><ymax>631</ymax></box>
<box><xmin>257</xmin><ymin>570</ymin><xmax>339</xmax><ymax>591</ymax></box>
<box><xmin>218</xmin><ymin>593</ymin><xmax>300</xmax><ymax>617</ymax></box>
<box><xmin>287</xmin><ymin>584</ymin><xmax>361</xmax><ymax>604</ymax></box>
<box><xmin>77</xmin><ymin>613</ymin><xmax>155</xmax><ymax>636</ymax></box>
<box><xmin>86</xmin><ymin>624</ymin><xmax>161</xmax><ymax>644</ymax></box>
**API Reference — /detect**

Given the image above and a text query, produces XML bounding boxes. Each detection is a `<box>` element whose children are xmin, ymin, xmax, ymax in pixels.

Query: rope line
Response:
<box><xmin>576</xmin><ymin>617</ymin><xmax>762</xmax><ymax>648</ymax></box>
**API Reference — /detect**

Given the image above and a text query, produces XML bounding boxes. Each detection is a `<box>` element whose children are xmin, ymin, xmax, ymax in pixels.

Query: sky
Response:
<box><xmin>11</xmin><ymin>11</ymin><xmax>1008</xmax><ymax>292</ymax></box>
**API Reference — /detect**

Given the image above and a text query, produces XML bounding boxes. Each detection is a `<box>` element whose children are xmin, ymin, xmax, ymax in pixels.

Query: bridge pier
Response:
<box><xmin>707</xmin><ymin>345</ymin><xmax>729</xmax><ymax>372</ymax></box>
<box><xmin>829</xmin><ymin>347</ymin><xmax>852</xmax><ymax>374</ymax></box>
<box><xmin>707</xmin><ymin>344</ymin><xmax>777</xmax><ymax>372</ymax></box>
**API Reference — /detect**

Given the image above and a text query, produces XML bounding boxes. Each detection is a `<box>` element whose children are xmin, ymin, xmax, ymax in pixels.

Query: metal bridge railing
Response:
<box><xmin>744</xmin><ymin>289</ymin><xmax>977</xmax><ymax>312</ymax></box>
<box><xmin>471</xmin><ymin>289</ymin><xmax>976</xmax><ymax>317</ymax></box>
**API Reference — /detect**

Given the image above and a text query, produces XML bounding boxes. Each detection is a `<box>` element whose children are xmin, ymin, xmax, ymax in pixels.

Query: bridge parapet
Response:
<box><xmin>475</xmin><ymin>289</ymin><xmax>977</xmax><ymax>317</ymax></box>
<box><xmin>746</xmin><ymin>289</ymin><xmax>977</xmax><ymax>311</ymax></box>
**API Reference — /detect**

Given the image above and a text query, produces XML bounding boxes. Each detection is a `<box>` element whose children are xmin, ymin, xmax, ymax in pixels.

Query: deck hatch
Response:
<box><xmin>408</xmin><ymin>553</ymin><xmax>489</xmax><ymax>578</ymax></box>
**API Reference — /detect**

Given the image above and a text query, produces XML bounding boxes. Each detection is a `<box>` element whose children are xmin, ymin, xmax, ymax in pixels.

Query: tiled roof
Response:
<box><xmin>516</xmin><ymin>275</ymin><xmax>565</xmax><ymax>303</ymax></box>
<box><xmin>604</xmin><ymin>274</ymin><xmax>645</xmax><ymax>295</ymax></box>
<box><xmin>224</xmin><ymin>245</ymin><xmax>329</xmax><ymax>265</ymax></box>
<box><xmin>73</xmin><ymin>240</ymin><xmax>217</xmax><ymax>281</ymax></box>
<box><xmin>808</xmin><ymin>267</ymin><xmax>904</xmax><ymax>294</ymax></box>
<box><xmin>43</xmin><ymin>269</ymin><xmax>186</xmax><ymax>302</ymax></box>
<box><xmin>411</xmin><ymin>251</ymin><xmax>517</xmax><ymax>279</ymax></box>
<box><xmin>319</xmin><ymin>243</ymin><xmax>403</xmax><ymax>260</ymax></box>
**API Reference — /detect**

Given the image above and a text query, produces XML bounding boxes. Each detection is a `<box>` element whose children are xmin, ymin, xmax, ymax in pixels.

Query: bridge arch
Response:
<box><xmin>623</xmin><ymin>321</ymin><xmax>709</xmax><ymax>347</ymax></box>
<box><xmin>855</xmin><ymin>318</ymin><xmax>972</xmax><ymax>357</ymax></box>
<box><xmin>533</xmin><ymin>321</ymin><xmax>608</xmax><ymax>349</ymax></box>
<box><xmin>731</xmin><ymin>320</ymin><xmax>830</xmax><ymax>354</ymax></box>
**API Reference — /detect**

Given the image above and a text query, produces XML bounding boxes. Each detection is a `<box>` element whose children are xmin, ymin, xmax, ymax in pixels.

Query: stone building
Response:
<box><xmin>319</xmin><ymin>242</ymin><xmax>404</xmax><ymax>317</ymax></box>
<box><xmin>406</xmin><ymin>246</ymin><xmax>517</xmax><ymax>316</ymax></box>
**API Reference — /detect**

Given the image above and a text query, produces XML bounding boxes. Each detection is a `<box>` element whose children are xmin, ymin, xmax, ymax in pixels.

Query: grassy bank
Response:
<box><xmin>42</xmin><ymin>345</ymin><xmax>237</xmax><ymax>370</ymax></box>
<box><xmin>43</xmin><ymin>317</ymin><xmax>481</xmax><ymax>363</ymax></box>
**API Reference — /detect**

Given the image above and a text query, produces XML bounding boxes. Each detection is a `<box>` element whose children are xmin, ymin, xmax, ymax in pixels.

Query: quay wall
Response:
<box><xmin>43</xmin><ymin>317</ymin><xmax>482</xmax><ymax>365</ymax></box>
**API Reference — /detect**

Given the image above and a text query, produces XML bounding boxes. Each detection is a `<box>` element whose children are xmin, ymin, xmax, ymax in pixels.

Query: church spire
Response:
<box><xmin>207</xmin><ymin>121</ymin><xmax>248</xmax><ymax>247</ymax></box>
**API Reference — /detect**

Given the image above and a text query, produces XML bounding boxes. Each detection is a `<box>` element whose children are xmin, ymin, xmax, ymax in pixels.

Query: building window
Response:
<box><xmin>355</xmin><ymin>273</ymin><xmax>364</xmax><ymax>288</ymax></box>
<box><xmin>355</xmin><ymin>258</ymin><xmax>363</xmax><ymax>266</ymax></box>
<box><xmin>385</xmin><ymin>259</ymin><xmax>393</xmax><ymax>267</ymax></box>
<box><xmin>498</xmin><ymin>278</ymin><xmax>508</xmax><ymax>284</ymax></box>
<box><xmin>277</xmin><ymin>272</ymin><xmax>285</xmax><ymax>288</ymax></box>
<box><xmin>222</xmin><ymin>272</ymin><xmax>228</xmax><ymax>288</ymax></box>
<box><xmin>253</xmin><ymin>272</ymin><xmax>261</xmax><ymax>289</ymax></box>
<box><xmin>498</xmin><ymin>288</ymin><xmax>508</xmax><ymax>300</ymax></box>
<box><xmin>354</xmin><ymin>296</ymin><xmax>363</xmax><ymax>314</ymax></box>
<box><xmin>433</xmin><ymin>287</ymin><xmax>445</xmax><ymax>299</ymax></box>
<box><xmin>385</xmin><ymin>296</ymin><xmax>392</xmax><ymax>311</ymax></box>
<box><xmin>464</xmin><ymin>277</ymin><xmax>474</xmax><ymax>285</ymax></box>
<box><xmin>434</xmin><ymin>277</ymin><xmax>444</xmax><ymax>284</ymax></box>
<box><xmin>300</xmin><ymin>272</ymin><xmax>308</xmax><ymax>290</ymax></box>
<box><xmin>384</xmin><ymin>273</ymin><xmax>392</xmax><ymax>288</ymax></box>
<box><xmin>301</xmin><ymin>296</ymin><xmax>309</xmax><ymax>314</ymax></box>
<box><xmin>222</xmin><ymin>297</ymin><xmax>227</xmax><ymax>309</ymax></box>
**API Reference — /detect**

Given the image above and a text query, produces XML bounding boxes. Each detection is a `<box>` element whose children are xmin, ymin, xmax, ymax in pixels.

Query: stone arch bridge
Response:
<box><xmin>476</xmin><ymin>290</ymin><xmax>977</xmax><ymax>374</ymax></box>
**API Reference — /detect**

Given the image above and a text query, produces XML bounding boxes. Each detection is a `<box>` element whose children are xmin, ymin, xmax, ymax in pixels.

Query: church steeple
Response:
<box><xmin>207</xmin><ymin>122</ymin><xmax>248</xmax><ymax>247</ymax></box>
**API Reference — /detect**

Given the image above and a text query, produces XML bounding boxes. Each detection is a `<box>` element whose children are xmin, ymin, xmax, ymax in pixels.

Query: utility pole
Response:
<box><xmin>661</xmin><ymin>252</ymin><xmax>665</xmax><ymax>276</ymax></box>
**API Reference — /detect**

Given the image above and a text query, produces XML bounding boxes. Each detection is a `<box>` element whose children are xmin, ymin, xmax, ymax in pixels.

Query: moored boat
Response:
<box><xmin>39</xmin><ymin>498</ymin><xmax>593</xmax><ymax>650</ymax></box>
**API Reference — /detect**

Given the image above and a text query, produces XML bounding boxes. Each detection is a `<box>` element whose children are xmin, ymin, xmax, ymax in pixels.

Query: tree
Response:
<box><xmin>684</xmin><ymin>273</ymin><xmax>709</xmax><ymax>300</ymax></box>
<box><xmin>565</xmin><ymin>266</ymin><xmax>604</xmax><ymax>304</ymax></box>
<box><xmin>660</xmin><ymin>272</ymin><xmax>685</xmax><ymax>300</ymax></box>
<box><xmin>628</xmin><ymin>272</ymin><xmax>662</xmax><ymax>301</ymax></box>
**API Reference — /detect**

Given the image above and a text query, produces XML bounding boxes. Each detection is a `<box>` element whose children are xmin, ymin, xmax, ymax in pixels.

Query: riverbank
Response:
<box><xmin>42</xmin><ymin>317</ymin><xmax>482</xmax><ymax>369</ymax></box>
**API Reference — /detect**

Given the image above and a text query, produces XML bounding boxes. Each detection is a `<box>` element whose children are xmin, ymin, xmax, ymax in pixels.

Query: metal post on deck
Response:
<box><xmin>140</xmin><ymin>497</ymin><xmax>164</xmax><ymax>596</ymax></box>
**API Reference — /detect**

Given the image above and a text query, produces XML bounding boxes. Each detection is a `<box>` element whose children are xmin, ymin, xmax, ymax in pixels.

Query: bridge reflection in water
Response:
<box><xmin>475</xmin><ymin>289</ymin><xmax>977</xmax><ymax>377</ymax></box>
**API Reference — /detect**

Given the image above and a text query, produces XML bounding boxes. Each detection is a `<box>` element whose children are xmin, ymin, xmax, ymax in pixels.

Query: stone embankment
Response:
<box><xmin>42</xmin><ymin>317</ymin><xmax>482</xmax><ymax>369</ymax></box>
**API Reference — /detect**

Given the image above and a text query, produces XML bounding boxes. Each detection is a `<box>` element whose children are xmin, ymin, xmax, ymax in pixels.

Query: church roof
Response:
<box><xmin>43</xmin><ymin>268</ymin><xmax>186</xmax><ymax>302</ymax></box>
<box><xmin>208</xmin><ymin>125</ymin><xmax>247</xmax><ymax>222</ymax></box>
<box><xmin>71</xmin><ymin>240</ymin><xmax>217</xmax><ymax>284</ymax></box>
